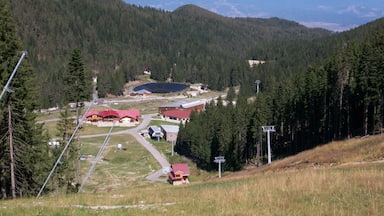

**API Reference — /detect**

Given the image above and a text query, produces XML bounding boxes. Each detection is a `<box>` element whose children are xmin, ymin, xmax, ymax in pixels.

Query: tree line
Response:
<box><xmin>0</xmin><ymin>0</ymin><xmax>51</xmax><ymax>198</ymax></box>
<box><xmin>1</xmin><ymin>0</ymin><xmax>383</xmax><ymax>197</ymax></box>
<box><xmin>0</xmin><ymin>0</ymin><xmax>91</xmax><ymax>198</ymax></box>
<box><xmin>8</xmin><ymin>0</ymin><xmax>331</xmax><ymax>108</ymax></box>
<box><xmin>176</xmin><ymin>28</ymin><xmax>384</xmax><ymax>171</ymax></box>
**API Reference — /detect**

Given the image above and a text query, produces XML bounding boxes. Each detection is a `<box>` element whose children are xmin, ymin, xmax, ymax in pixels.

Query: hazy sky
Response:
<box><xmin>123</xmin><ymin>0</ymin><xmax>384</xmax><ymax>32</ymax></box>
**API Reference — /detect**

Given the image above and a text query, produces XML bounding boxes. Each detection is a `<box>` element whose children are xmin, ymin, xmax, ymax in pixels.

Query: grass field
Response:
<box><xmin>3</xmin><ymin>92</ymin><xmax>384</xmax><ymax>215</ymax></box>
<box><xmin>78</xmin><ymin>135</ymin><xmax>161</xmax><ymax>193</ymax></box>
<box><xmin>2</xmin><ymin>162</ymin><xmax>383</xmax><ymax>215</ymax></box>
<box><xmin>1</xmin><ymin>134</ymin><xmax>383</xmax><ymax>215</ymax></box>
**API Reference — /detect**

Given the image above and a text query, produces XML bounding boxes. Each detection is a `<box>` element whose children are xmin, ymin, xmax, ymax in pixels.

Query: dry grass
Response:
<box><xmin>78</xmin><ymin>135</ymin><xmax>161</xmax><ymax>193</ymax></box>
<box><xmin>4</xmin><ymin>102</ymin><xmax>383</xmax><ymax>215</ymax></box>
<box><xmin>2</xmin><ymin>163</ymin><xmax>383</xmax><ymax>215</ymax></box>
<box><xmin>252</xmin><ymin>135</ymin><xmax>384</xmax><ymax>173</ymax></box>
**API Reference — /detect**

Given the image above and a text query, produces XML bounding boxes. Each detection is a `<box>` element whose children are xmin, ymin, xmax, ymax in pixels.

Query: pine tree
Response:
<box><xmin>226</xmin><ymin>86</ymin><xmax>236</xmax><ymax>103</ymax></box>
<box><xmin>61</xmin><ymin>48</ymin><xmax>91</xmax><ymax>192</ymax></box>
<box><xmin>229</xmin><ymin>96</ymin><xmax>250</xmax><ymax>170</ymax></box>
<box><xmin>53</xmin><ymin>108</ymin><xmax>78</xmax><ymax>194</ymax></box>
<box><xmin>355</xmin><ymin>31</ymin><xmax>384</xmax><ymax>135</ymax></box>
<box><xmin>63</xmin><ymin>48</ymin><xmax>91</xmax><ymax>112</ymax></box>
<box><xmin>0</xmin><ymin>0</ymin><xmax>50</xmax><ymax>198</ymax></box>
<box><xmin>248</xmin><ymin>93</ymin><xmax>269</xmax><ymax>165</ymax></box>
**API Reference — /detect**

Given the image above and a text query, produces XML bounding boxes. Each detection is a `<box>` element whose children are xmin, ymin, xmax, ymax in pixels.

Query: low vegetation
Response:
<box><xmin>79</xmin><ymin>135</ymin><xmax>161</xmax><ymax>193</ymax></box>
<box><xmin>1</xmin><ymin>1</ymin><xmax>383</xmax><ymax>214</ymax></box>
<box><xmin>1</xmin><ymin>134</ymin><xmax>383</xmax><ymax>215</ymax></box>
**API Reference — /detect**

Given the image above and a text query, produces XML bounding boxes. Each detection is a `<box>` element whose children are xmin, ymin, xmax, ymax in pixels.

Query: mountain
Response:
<box><xmin>7</xmin><ymin>0</ymin><xmax>333</xmax><ymax>107</ymax></box>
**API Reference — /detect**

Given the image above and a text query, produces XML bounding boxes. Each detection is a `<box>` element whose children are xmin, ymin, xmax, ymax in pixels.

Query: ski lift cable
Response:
<box><xmin>36</xmin><ymin>98</ymin><xmax>95</xmax><ymax>198</ymax></box>
<box><xmin>0</xmin><ymin>51</ymin><xmax>27</xmax><ymax>101</ymax></box>
<box><xmin>78</xmin><ymin>124</ymin><xmax>114</xmax><ymax>193</ymax></box>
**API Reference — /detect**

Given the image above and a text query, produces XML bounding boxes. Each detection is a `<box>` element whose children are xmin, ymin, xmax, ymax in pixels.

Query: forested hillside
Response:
<box><xmin>8</xmin><ymin>0</ymin><xmax>331</xmax><ymax>107</ymax></box>
<box><xmin>0</xmin><ymin>0</ymin><xmax>51</xmax><ymax>199</ymax></box>
<box><xmin>1</xmin><ymin>0</ymin><xmax>383</xmax><ymax>198</ymax></box>
<box><xmin>177</xmin><ymin>20</ymin><xmax>384</xmax><ymax>171</ymax></box>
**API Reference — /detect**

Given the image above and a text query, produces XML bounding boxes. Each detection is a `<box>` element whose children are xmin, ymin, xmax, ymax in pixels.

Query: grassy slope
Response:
<box><xmin>1</xmin><ymin>132</ymin><xmax>383</xmax><ymax>215</ymax></box>
<box><xmin>236</xmin><ymin>135</ymin><xmax>384</xmax><ymax>175</ymax></box>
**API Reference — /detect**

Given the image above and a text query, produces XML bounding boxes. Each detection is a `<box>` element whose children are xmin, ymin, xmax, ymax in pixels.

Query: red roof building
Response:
<box><xmin>118</xmin><ymin>109</ymin><xmax>140</xmax><ymax>121</ymax></box>
<box><xmin>162</xmin><ymin>110</ymin><xmax>191</xmax><ymax>123</ymax></box>
<box><xmin>85</xmin><ymin>110</ymin><xmax>102</xmax><ymax>122</ymax></box>
<box><xmin>99</xmin><ymin>109</ymin><xmax>120</xmax><ymax>121</ymax></box>
<box><xmin>168</xmin><ymin>163</ymin><xmax>190</xmax><ymax>185</ymax></box>
<box><xmin>85</xmin><ymin>109</ymin><xmax>140</xmax><ymax>123</ymax></box>
<box><xmin>158</xmin><ymin>100</ymin><xmax>205</xmax><ymax>114</ymax></box>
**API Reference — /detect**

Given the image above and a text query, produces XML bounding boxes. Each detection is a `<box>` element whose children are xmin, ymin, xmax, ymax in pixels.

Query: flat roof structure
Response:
<box><xmin>160</xmin><ymin>125</ymin><xmax>179</xmax><ymax>133</ymax></box>
<box><xmin>159</xmin><ymin>100</ymin><xmax>186</xmax><ymax>108</ymax></box>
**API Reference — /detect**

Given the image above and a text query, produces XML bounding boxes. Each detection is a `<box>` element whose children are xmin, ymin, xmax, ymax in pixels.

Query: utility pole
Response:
<box><xmin>8</xmin><ymin>103</ymin><xmax>16</xmax><ymax>199</ymax></box>
<box><xmin>77</xmin><ymin>119</ymin><xmax>81</xmax><ymax>184</ymax></box>
<box><xmin>262</xmin><ymin>126</ymin><xmax>275</xmax><ymax>164</ymax></box>
<box><xmin>0</xmin><ymin>51</ymin><xmax>27</xmax><ymax>199</ymax></box>
<box><xmin>171</xmin><ymin>140</ymin><xmax>174</xmax><ymax>156</ymax></box>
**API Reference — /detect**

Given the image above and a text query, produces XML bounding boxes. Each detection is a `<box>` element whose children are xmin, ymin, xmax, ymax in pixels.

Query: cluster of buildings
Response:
<box><xmin>152</xmin><ymin>100</ymin><xmax>205</xmax><ymax>186</ymax></box>
<box><xmin>144</xmin><ymin>100</ymin><xmax>205</xmax><ymax>142</ymax></box>
<box><xmin>158</xmin><ymin>100</ymin><xmax>205</xmax><ymax>123</ymax></box>
<box><xmin>147</xmin><ymin>125</ymin><xmax>179</xmax><ymax>142</ymax></box>
<box><xmin>84</xmin><ymin>109</ymin><xmax>140</xmax><ymax>127</ymax></box>
<box><xmin>81</xmin><ymin>100</ymin><xmax>206</xmax><ymax>185</ymax></box>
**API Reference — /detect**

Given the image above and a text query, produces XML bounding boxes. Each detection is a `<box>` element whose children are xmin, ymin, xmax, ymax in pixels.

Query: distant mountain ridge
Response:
<box><xmin>173</xmin><ymin>4</ymin><xmax>224</xmax><ymax>19</ymax></box>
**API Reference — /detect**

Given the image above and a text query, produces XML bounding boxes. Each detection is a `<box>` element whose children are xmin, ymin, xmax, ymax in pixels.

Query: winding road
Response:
<box><xmin>79</xmin><ymin>113</ymin><xmax>170</xmax><ymax>182</ymax></box>
<box><xmin>40</xmin><ymin>93</ymin><xmax>225</xmax><ymax>183</ymax></box>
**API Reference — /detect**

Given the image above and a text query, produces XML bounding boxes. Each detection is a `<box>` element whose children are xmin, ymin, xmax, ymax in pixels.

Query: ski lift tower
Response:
<box><xmin>254</xmin><ymin>80</ymin><xmax>261</xmax><ymax>94</ymax></box>
<box><xmin>0</xmin><ymin>51</ymin><xmax>27</xmax><ymax>101</ymax></box>
<box><xmin>214</xmin><ymin>156</ymin><xmax>225</xmax><ymax>178</ymax></box>
<box><xmin>262</xmin><ymin>126</ymin><xmax>275</xmax><ymax>164</ymax></box>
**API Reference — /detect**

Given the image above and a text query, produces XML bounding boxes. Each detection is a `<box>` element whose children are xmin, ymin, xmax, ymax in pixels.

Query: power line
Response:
<box><xmin>78</xmin><ymin>123</ymin><xmax>115</xmax><ymax>193</ymax></box>
<box><xmin>36</xmin><ymin>99</ymin><xmax>95</xmax><ymax>198</ymax></box>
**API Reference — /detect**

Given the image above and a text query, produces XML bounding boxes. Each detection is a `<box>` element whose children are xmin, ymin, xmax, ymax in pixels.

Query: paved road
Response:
<box><xmin>39</xmin><ymin>92</ymin><xmax>227</xmax><ymax>183</ymax></box>
<box><xmin>80</xmin><ymin>113</ymin><xmax>170</xmax><ymax>182</ymax></box>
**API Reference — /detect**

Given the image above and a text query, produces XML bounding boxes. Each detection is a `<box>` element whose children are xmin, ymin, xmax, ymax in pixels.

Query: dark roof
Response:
<box><xmin>148</xmin><ymin>126</ymin><xmax>161</xmax><ymax>132</ymax></box>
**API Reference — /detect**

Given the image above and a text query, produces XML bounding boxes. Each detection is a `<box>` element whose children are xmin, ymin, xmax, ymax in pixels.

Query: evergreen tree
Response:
<box><xmin>355</xmin><ymin>31</ymin><xmax>384</xmax><ymax>135</ymax></box>
<box><xmin>63</xmin><ymin>48</ymin><xmax>91</xmax><ymax>112</ymax></box>
<box><xmin>230</xmin><ymin>96</ymin><xmax>250</xmax><ymax>170</ymax></box>
<box><xmin>247</xmin><ymin>93</ymin><xmax>269</xmax><ymax>165</ymax></box>
<box><xmin>214</xmin><ymin>97</ymin><xmax>232</xmax><ymax>157</ymax></box>
<box><xmin>226</xmin><ymin>86</ymin><xmax>236</xmax><ymax>104</ymax></box>
<box><xmin>61</xmin><ymin>48</ymin><xmax>91</xmax><ymax>192</ymax></box>
<box><xmin>0</xmin><ymin>0</ymin><xmax>50</xmax><ymax>198</ymax></box>
<box><xmin>53</xmin><ymin>108</ymin><xmax>78</xmax><ymax>194</ymax></box>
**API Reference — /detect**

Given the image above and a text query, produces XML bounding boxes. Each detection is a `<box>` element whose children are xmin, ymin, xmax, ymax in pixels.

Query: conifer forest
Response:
<box><xmin>0</xmin><ymin>0</ymin><xmax>383</xmax><ymax>197</ymax></box>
